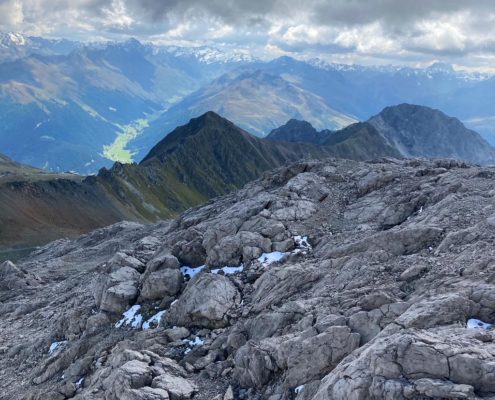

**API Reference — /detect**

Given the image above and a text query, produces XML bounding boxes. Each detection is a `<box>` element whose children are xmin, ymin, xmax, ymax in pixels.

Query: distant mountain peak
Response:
<box><xmin>427</xmin><ymin>62</ymin><xmax>455</xmax><ymax>73</ymax></box>
<box><xmin>266</xmin><ymin>118</ymin><xmax>333</xmax><ymax>144</ymax></box>
<box><xmin>0</xmin><ymin>32</ymin><xmax>27</xmax><ymax>47</ymax></box>
<box><xmin>141</xmin><ymin>111</ymin><xmax>241</xmax><ymax>163</ymax></box>
<box><xmin>368</xmin><ymin>103</ymin><xmax>495</xmax><ymax>165</ymax></box>
<box><xmin>284</xmin><ymin>119</ymin><xmax>315</xmax><ymax>128</ymax></box>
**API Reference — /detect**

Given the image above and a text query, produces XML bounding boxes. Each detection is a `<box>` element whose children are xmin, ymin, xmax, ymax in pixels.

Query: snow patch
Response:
<box><xmin>183</xmin><ymin>336</ymin><xmax>204</xmax><ymax>353</ymax></box>
<box><xmin>115</xmin><ymin>305</ymin><xmax>143</xmax><ymax>329</ymax></box>
<box><xmin>142</xmin><ymin>310</ymin><xmax>166</xmax><ymax>330</ymax></box>
<box><xmin>257</xmin><ymin>235</ymin><xmax>312</xmax><ymax>267</ymax></box>
<box><xmin>293</xmin><ymin>235</ymin><xmax>312</xmax><ymax>254</ymax></box>
<box><xmin>295</xmin><ymin>385</ymin><xmax>304</xmax><ymax>394</ymax></box>
<box><xmin>212</xmin><ymin>265</ymin><xmax>244</xmax><ymax>275</ymax></box>
<box><xmin>180</xmin><ymin>265</ymin><xmax>205</xmax><ymax>279</ymax></box>
<box><xmin>49</xmin><ymin>340</ymin><xmax>67</xmax><ymax>354</ymax></box>
<box><xmin>467</xmin><ymin>318</ymin><xmax>492</xmax><ymax>330</ymax></box>
<box><xmin>258</xmin><ymin>251</ymin><xmax>286</xmax><ymax>266</ymax></box>
<box><xmin>76</xmin><ymin>377</ymin><xmax>84</xmax><ymax>387</ymax></box>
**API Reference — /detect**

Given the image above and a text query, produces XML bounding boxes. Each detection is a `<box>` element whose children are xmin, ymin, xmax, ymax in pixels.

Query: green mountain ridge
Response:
<box><xmin>2</xmin><ymin>104</ymin><xmax>480</xmax><ymax>258</ymax></box>
<box><xmin>0</xmin><ymin>110</ymin><xmax>397</xmax><ymax>258</ymax></box>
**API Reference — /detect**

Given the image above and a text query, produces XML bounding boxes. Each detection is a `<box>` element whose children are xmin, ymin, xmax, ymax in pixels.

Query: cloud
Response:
<box><xmin>1</xmin><ymin>0</ymin><xmax>495</xmax><ymax>69</ymax></box>
<box><xmin>0</xmin><ymin>0</ymin><xmax>24</xmax><ymax>27</ymax></box>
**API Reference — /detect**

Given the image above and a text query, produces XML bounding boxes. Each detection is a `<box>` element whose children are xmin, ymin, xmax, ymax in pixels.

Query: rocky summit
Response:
<box><xmin>3</xmin><ymin>157</ymin><xmax>495</xmax><ymax>400</ymax></box>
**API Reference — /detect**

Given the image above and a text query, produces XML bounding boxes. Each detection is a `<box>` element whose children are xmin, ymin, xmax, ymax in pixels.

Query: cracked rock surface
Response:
<box><xmin>3</xmin><ymin>157</ymin><xmax>495</xmax><ymax>399</ymax></box>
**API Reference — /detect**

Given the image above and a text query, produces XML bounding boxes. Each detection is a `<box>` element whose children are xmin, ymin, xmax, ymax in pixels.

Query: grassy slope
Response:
<box><xmin>0</xmin><ymin>113</ymin><xmax>401</xmax><ymax>255</ymax></box>
<box><xmin>100</xmin><ymin>112</ymin><xmax>330</xmax><ymax>221</ymax></box>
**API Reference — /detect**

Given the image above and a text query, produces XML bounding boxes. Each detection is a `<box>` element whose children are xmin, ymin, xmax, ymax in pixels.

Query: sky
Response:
<box><xmin>1</xmin><ymin>0</ymin><xmax>495</xmax><ymax>71</ymax></box>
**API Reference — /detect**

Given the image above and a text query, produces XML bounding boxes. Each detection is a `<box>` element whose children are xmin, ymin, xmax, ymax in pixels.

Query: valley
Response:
<box><xmin>2</xmin><ymin>35</ymin><xmax>495</xmax><ymax>173</ymax></box>
<box><xmin>103</xmin><ymin>116</ymin><xmax>156</xmax><ymax>163</ymax></box>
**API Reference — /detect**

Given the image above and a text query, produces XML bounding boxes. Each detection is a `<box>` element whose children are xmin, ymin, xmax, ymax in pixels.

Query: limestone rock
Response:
<box><xmin>0</xmin><ymin>260</ymin><xmax>38</xmax><ymax>290</ymax></box>
<box><xmin>97</xmin><ymin>266</ymin><xmax>140</xmax><ymax>314</ymax></box>
<box><xmin>6</xmin><ymin>158</ymin><xmax>495</xmax><ymax>400</ymax></box>
<box><xmin>167</xmin><ymin>274</ymin><xmax>241</xmax><ymax>328</ymax></box>
<box><xmin>140</xmin><ymin>269</ymin><xmax>182</xmax><ymax>301</ymax></box>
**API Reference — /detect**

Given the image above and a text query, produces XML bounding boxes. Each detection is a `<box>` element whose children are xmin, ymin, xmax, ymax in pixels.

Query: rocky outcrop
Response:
<box><xmin>5</xmin><ymin>158</ymin><xmax>495</xmax><ymax>400</ymax></box>
<box><xmin>0</xmin><ymin>260</ymin><xmax>39</xmax><ymax>291</ymax></box>
<box><xmin>167</xmin><ymin>274</ymin><xmax>241</xmax><ymax>329</ymax></box>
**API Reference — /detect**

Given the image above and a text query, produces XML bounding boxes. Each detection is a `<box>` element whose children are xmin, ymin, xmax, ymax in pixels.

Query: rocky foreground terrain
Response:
<box><xmin>3</xmin><ymin>157</ymin><xmax>495</xmax><ymax>399</ymax></box>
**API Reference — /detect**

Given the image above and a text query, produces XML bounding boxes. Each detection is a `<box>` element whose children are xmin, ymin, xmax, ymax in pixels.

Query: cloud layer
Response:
<box><xmin>2</xmin><ymin>0</ymin><xmax>495</xmax><ymax>70</ymax></box>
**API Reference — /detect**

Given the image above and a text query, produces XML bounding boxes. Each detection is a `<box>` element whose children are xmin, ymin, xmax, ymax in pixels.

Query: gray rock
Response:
<box><xmin>0</xmin><ymin>260</ymin><xmax>38</xmax><ymax>290</ymax></box>
<box><xmin>164</xmin><ymin>327</ymin><xmax>191</xmax><ymax>342</ymax></box>
<box><xmin>140</xmin><ymin>269</ymin><xmax>182</xmax><ymax>301</ymax></box>
<box><xmin>98</xmin><ymin>266</ymin><xmax>140</xmax><ymax>314</ymax></box>
<box><xmin>152</xmin><ymin>374</ymin><xmax>197</xmax><ymax>400</ymax></box>
<box><xmin>399</xmin><ymin>264</ymin><xmax>428</xmax><ymax>281</ymax></box>
<box><xmin>6</xmin><ymin>158</ymin><xmax>495</xmax><ymax>400</ymax></box>
<box><xmin>167</xmin><ymin>274</ymin><xmax>241</xmax><ymax>328</ymax></box>
<box><xmin>107</xmin><ymin>252</ymin><xmax>145</xmax><ymax>273</ymax></box>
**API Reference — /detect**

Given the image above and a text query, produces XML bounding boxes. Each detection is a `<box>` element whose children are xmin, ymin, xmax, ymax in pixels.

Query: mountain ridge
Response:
<box><xmin>265</xmin><ymin>119</ymin><xmax>333</xmax><ymax>144</ymax></box>
<box><xmin>1</xmin><ymin>104</ymin><xmax>492</xmax><ymax>257</ymax></box>
<box><xmin>266</xmin><ymin>104</ymin><xmax>495</xmax><ymax>166</ymax></box>
<box><xmin>368</xmin><ymin>103</ymin><xmax>495</xmax><ymax>165</ymax></box>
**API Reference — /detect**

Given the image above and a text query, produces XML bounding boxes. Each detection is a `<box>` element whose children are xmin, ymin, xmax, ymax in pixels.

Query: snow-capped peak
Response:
<box><xmin>156</xmin><ymin>45</ymin><xmax>256</xmax><ymax>64</ymax></box>
<box><xmin>0</xmin><ymin>32</ymin><xmax>28</xmax><ymax>47</ymax></box>
<box><xmin>308</xmin><ymin>57</ymin><xmax>491</xmax><ymax>81</ymax></box>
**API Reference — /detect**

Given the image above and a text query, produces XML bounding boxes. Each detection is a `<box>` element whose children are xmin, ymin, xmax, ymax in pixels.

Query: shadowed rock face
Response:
<box><xmin>265</xmin><ymin>119</ymin><xmax>333</xmax><ymax>144</ymax></box>
<box><xmin>4</xmin><ymin>157</ymin><xmax>495</xmax><ymax>399</ymax></box>
<box><xmin>369</xmin><ymin>103</ymin><xmax>495</xmax><ymax>165</ymax></box>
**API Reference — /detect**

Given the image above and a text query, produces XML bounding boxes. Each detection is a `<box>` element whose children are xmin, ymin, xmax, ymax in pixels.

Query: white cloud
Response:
<box><xmin>0</xmin><ymin>0</ymin><xmax>24</xmax><ymax>28</ymax></box>
<box><xmin>0</xmin><ymin>0</ymin><xmax>495</xmax><ymax>69</ymax></box>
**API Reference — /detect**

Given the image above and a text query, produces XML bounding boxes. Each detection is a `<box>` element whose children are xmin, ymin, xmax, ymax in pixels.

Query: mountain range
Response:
<box><xmin>268</xmin><ymin>104</ymin><xmax>495</xmax><ymax>166</ymax></box>
<box><xmin>0</xmin><ymin>36</ymin><xmax>252</xmax><ymax>173</ymax></box>
<box><xmin>2</xmin><ymin>33</ymin><xmax>495</xmax><ymax>173</ymax></box>
<box><xmin>1</xmin><ymin>104</ymin><xmax>493</xmax><ymax>259</ymax></box>
<box><xmin>0</xmin><ymin>111</ymin><xmax>328</xmax><ymax>257</ymax></box>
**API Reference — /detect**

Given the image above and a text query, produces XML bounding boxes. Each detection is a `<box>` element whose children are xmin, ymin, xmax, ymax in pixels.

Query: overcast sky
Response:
<box><xmin>1</xmin><ymin>0</ymin><xmax>495</xmax><ymax>71</ymax></box>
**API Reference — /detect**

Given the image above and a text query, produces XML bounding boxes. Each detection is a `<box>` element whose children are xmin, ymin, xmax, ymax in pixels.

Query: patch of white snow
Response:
<box><xmin>467</xmin><ymin>318</ymin><xmax>492</xmax><ymax>330</ymax></box>
<box><xmin>293</xmin><ymin>235</ymin><xmax>312</xmax><ymax>254</ymax></box>
<box><xmin>49</xmin><ymin>340</ymin><xmax>67</xmax><ymax>354</ymax></box>
<box><xmin>258</xmin><ymin>251</ymin><xmax>286</xmax><ymax>266</ymax></box>
<box><xmin>212</xmin><ymin>265</ymin><xmax>244</xmax><ymax>275</ymax></box>
<box><xmin>180</xmin><ymin>265</ymin><xmax>205</xmax><ymax>279</ymax></box>
<box><xmin>142</xmin><ymin>310</ymin><xmax>166</xmax><ymax>330</ymax></box>
<box><xmin>115</xmin><ymin>305</ymin><xmax>143</xmax><ymax>329</ymax></box>
<box><xmin>183</xmin><ymin>336</ymin><xmax>205</xmax><ymax>354</ymax></box>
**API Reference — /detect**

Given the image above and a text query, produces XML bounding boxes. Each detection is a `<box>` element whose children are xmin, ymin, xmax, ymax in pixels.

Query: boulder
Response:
<box><xmin>234</xmin><ymin>326</ymin><xmax>360</xmax><ymax>390</ymax></box>
<box><xmin>152</xmin><ymin>374</ymin><xmax>197</xmax><ymax>400</ymax></box>
<box><xmin>0</xmin><ymin>260</ymin><xmax>38</xmax><ymax>290</ymax></box>
<box><xmin>140</xmin><ymin>269</ymin><xmax>182</xmax><ymax>301</ymax></box>
<box><xmin>275</xmin><ymin>326</ymin><xmax>360</xmax><ymax>388</ymax></box>
<box><xmin>97</xmin><ymin>267</ymin><xmax>140</xmax><ymax>314</ymax></box>
<box><xmin>167</xmin><ymin>274</ymin><xmax>241</xmax><ymax>329</ymax></box>
<box><xmin>145</xmin><ymin>252</ymin><xmax>180</xmax><ymax>273</ymax></box>
<box><xmin>107</xmin><ymin>252</ymin><xmax>145</xmax><ymax>273</ymax></box>
<box><xmin>206</xmin><ymin>231</ymin><xmax>271</xmax><ymax>267</ymax></box>
<box><xmin>313</xmin><ymin>328</ymin><xmax>495</xmax><ymax>400</ymax></box>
